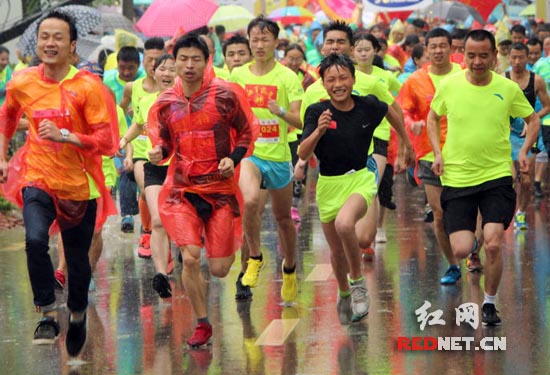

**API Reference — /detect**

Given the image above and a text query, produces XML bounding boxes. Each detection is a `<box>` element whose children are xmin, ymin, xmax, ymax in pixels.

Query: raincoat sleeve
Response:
<box><xmin>227</xmin><ymin>81</ymin><xmax>256</xmax><ymax>152</ymax></box>
<box><xmin>148</xmin><ymin>94</ymin><xmax>174</xmax><ymax>163</ymax></box>
<box><xmin>0</xmin><ymin>80</ymin><xmax>23</xmax><ymax>144</ymax></box>
<box><xmin>73</xmin><ymin>74</ymin><xmax>119</xmax><ymax>155</ymax></box>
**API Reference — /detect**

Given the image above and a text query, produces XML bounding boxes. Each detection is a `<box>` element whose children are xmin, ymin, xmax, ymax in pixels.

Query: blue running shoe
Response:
<box><xmin>440</xmin><ymin>265</ymin><xmax>461</xmax><ymax>285</ymax></box>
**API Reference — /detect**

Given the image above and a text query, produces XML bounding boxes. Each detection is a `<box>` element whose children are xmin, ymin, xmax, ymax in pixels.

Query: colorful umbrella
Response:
<box><xmin>520</xmin><ymin>4</ymin><xmax>535</xmax><ymax>17</ymax></box>
<box><xmin>135</xmin><ymin>0</ymin><xmax>218</xmax><ymax>37</ymax></box>
<box><xmin>17</xmin><ymin>5</ymin><xmax>102</xmax><ymax>58</ymax></box>
<box><xmin>267</xmin><ymin>6</ymin><xmax>315</xmax><ymax>26</ymax></box>
<box><xmin>208</xmin><ymin>5</ymin><xmax>254</xmax><ymax>32</ymax></box>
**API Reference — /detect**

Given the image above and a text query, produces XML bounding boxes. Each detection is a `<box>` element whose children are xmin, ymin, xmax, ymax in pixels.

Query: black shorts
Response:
<box><xmin>542</xmin><ymin>125</ymin><xmax>550</xmax><ymax>152</ymax></box>
<box><xmin>127</xmin><ymin>158</ymin><xmax>148</xmax><ymax>182</ymax></box>
<box><xmin>144</xmin><ymin>162</ymin><xmax>168</xmax><ymax>188</ymax></box>
<box><xmin>373</xmin><ymin>137</ymin><xmax>388</xmax><ymax>158</ymax></box>
<box><xmin>417</xmin><ymin>160</ymin><xmax>442</xmax><ymax>187</ymax></box>
<box><xmin>441</xmin><ymin>177</ymin><xmax>516</xmax><ymax>235</ymax></box>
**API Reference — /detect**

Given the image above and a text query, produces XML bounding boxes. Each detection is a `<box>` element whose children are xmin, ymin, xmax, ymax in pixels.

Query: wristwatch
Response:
<box><xmin>60</xmin><ymin>128</ymin><xmax>70</xmax><ymax>142</ymax></box>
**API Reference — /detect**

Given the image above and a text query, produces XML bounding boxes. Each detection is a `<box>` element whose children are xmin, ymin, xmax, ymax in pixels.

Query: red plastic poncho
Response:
<box><xmin>148</xmin><ymin>66</ymin><xmax>257</xmax><ymax>252</ymax></box>
<box><xmin>0</xmin><ymin>65</ymin><xmax>119</xmax><ymax>233</ymax></box>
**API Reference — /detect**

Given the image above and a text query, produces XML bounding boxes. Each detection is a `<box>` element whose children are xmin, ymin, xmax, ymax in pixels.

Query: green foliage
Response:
<box><xmin>0</xmin><ymin>196</ymin><xmax>15</xmax><ymax>213</ymax></box>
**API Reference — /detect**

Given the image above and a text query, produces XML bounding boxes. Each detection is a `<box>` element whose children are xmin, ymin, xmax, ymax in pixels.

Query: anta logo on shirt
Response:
<box><xmin>493</xmin><ymin>93</ymin><xmax>504</xmax><ymax>101</ymax></box>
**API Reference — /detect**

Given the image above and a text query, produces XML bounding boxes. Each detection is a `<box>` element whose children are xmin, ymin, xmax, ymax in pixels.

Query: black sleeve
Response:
<box><xmin>229</xmin><ymin>146</ymin><xmax>247</xmax><ymax>166</ymax></box>
<box><xmin>365</xmin><ymin>95</ymin><xmax>388</xmax><ymax>128</ymax></box>
<box><xmin>301</xmin><ymin>104</ymin><xmax>323</xmax><ymax>143</ymax></box>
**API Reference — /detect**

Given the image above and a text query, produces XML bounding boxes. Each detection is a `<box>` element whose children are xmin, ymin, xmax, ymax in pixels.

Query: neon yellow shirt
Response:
<box><xmin>431</xmin><ymin>71</ymin><xmax>534</xmax><ymax>187</ymax></box>
<box><xmin>301</xmin><ymin>70</ymin><xmax>395</xmax><ymax>154</ymax></box>
<box><xmin>421</xmin><ymin>63</ymin><xmax>463</xmax><ymax>162</ymax></box>
<box><xmin>371</xmin><ymin>65</ymin><xmax>402</xmax><ymax>141</ymax></box>
<box><xmin>214</xmin><ymin>66</ymin><xmax>230</xmax><ymax>80</ymax></box>
<box><xmin>231</xmin><ymin>61</ymin><xmax>303</xmax><ymax>162</ymax></box>
<box><xmin>102</xmin><ymin>105</ymin><xmax>127</xmax><ymax>188</ymax></box>
<box><xmin>131</xmin><ymin>78</ymin><xmax>158</xmax><ymax>160</ymax></box>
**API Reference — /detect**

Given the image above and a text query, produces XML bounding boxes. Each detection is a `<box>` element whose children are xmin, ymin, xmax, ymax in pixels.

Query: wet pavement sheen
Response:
<box><xmin>0</xmin><ymin>175</ymin><xmax>549</xmax><ymax>375</ymax></box>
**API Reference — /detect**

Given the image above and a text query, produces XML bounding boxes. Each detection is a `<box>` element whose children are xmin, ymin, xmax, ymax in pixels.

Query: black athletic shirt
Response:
<box><xmin>302</xmin><ymin>95</ymin><xmax>388</xmax><ymax>176</ymax></box>
<box><xmin>505</xmin><ymin>71</ymin><xmax>537</xmax><ymax>109</ymax></box>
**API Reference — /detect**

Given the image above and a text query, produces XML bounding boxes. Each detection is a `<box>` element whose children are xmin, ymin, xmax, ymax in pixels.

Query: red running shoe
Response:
<box><xmin>137</xmin><ymin>233</ymin><xmax>152</xmax><ymax>258</ymax></box>
<box><xmin>54</xmin><ymin>270</ymin><xmax>65</xmax><ymax>289</ymax></box>
<box><xmin>361</xmin><ymin>247</ymin><xmax>375</xmax><ymax>262</ymax></box>
<box><xmin>187</xmin><ymin>322</ymin><xmax>212</xmax><ymax>348</ymax></box>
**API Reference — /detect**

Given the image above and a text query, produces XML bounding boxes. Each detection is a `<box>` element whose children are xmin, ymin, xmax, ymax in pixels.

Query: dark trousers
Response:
<box><xmin>22</xmin><ymin>187</ymin><xmax>96</xmax><ymax>312</ymax></box>
<box><xmin>119</xmin><ymin>170</ymin><xmax>139</xmax><ymax>216</ymax></box>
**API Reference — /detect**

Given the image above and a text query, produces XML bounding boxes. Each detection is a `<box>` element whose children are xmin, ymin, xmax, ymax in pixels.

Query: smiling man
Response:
<box><xmin>299</xmin><ymin>54</ymin><xmax>389</xmax><ymax>324</ymax></box>
<box><xmin>427</xmin><ymin>30</ymin><xmax>539</xmax><ymax>326</ymax></box>
<box><xmin>0</xmin><ymin>11</ymin><xmax>118</xmax><ymax>356</ymax></box>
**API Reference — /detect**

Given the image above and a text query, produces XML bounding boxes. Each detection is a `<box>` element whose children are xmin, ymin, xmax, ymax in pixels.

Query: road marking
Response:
<box><xmin>305</xmin><ymin>264</ymin><xmax>333</xmax><ymax>282</ymax></box>
<box><xmin>255</xmin><ymin>319</ymin><xmax>299</xmax><ymax>346</ymax></box>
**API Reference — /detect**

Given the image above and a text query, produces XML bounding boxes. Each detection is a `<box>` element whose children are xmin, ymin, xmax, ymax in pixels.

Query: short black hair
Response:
<box><xmin>465</xmin><ymin>29</ymin><xmax>496</xmax><ymax>51</ymax></box>
<box><xmin>117</xmin><ymin>46</ymin><xmax>140</xmax><ymax>64</ymax></box>
<box><xmin>411</xmin><ymin>18</ymin><xmax>427</xmax><ymax>29</ymax></box>
<box><xmin>425</xmin><ymin>28</ymin><xmax>452</xmax><ymax>47</ymax></box>
<box><xmin>37</xmin><ymin>10</ymin><xmax>78</xmax><ymax>42</ymax></box>
<box><xmin>411</xmin><ymin>44</ymin><xmax>425</xmax><ymax>64</ymax></box>
<box><xmin>353</xmin><ymin>32</ymin><xmax>381</xmax><ymax>52</ymax></box>
<box><xmin>0</xmin><ymin>46</ymin><xmax>9</xmax><ymax>55</ymax></box>
<box><xmin>511</xmin><ymin>24</ymin><xmax>526</xmax><ymax>35</ymax></box>
<box><xmin>215</xmin><ymin>25</ymin><xmax>225</xmax><ymax>36</ymax></box>
<box><xmin>323</xmin><ymin>20</ymin><xmax>353</xmax><ymax>45</ymax></box>
<box><xmin>526</xmin><ymin>37</ymin><xmax>542</xmax><ymax>50</ymax></box>
<box><xmin>403</xmin><ymin>34</ymin><xmax>420</xmax><ymax>47</ymax></box>
<box><xmin>377</xmin><ymin>37</ymin><xmax>388</xmax><ymax>48</ymax></box>
<box><xmin>319</xmin><ymin>53</ymin><xmax>355</xmax><ymax>80</ymax></box>
<box><xmin>173</xmin><ymin>34</ymin><xmax>209</xmax><ymax>61</ymax></box>
<box><xmin>247</xmin><ymin>16</ymin><xmax>279</xmax><ymax>39</ymax></box>
<box><xmin>451</xmin><ymin>28</ymin><xmax>468</xmax><ymax>41</ymax></box>
<box><xmin>144</xmin><ymin>37</ymin><xmax>165</xmax><ymax>51</ymax></box>
<box><xmin>285</xmin><ymin>43</ymin><xmax>306</xmax><ymax>59</ymax></box>
<box><xmin>222</xmin><ymin>35</ymin><xmax>251</xmax><ymax>56</ymax></box>
<box><xmin>153</xmin><ymin>53</ymin><xmax>175</xmax><ymax>71</ymax></box>
<box><xmin>511</xmin><ymin>42</ymin><xmax>529</xmax><ymax>55</ymax></box>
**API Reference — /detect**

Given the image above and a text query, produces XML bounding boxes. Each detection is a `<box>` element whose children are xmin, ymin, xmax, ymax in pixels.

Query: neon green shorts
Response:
<box><xmin>316</xmin><ymin>168</ymin><xmax>378</xmax><ymax>223</ymax></box>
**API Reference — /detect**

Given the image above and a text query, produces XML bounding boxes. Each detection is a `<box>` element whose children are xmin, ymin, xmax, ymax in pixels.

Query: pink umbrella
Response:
<box><xmin>135</xmin><ymin>0</ymin><xmax>218</xmax><ymax>37</ymax></box>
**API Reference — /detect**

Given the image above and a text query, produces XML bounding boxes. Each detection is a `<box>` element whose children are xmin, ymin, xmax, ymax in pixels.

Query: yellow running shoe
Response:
<box><xmin>241</xmin><ymin>257</ymin><xmax>263</xmax><ymax>287</ymax></box>
<box><xmin>281</xmin><ymin>263</ymin><xmax>298</xmax><ymax>305</ymax></box>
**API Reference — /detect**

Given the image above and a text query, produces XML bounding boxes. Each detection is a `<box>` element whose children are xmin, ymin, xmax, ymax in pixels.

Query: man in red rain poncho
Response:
<box><xmin>148</xmin><ymin>34</ymin><xmax>255</xmax><ymax>348</ymax></box>
<box><xmin>0</xmin><ymin>11</ymin><xmax>118</xmax><ymax>356</ymax></box>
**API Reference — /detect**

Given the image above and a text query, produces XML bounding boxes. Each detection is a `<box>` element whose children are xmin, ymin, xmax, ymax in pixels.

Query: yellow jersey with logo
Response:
<box><xmin>431</xmin><ymin>71</ymin><xmax>534</xmax><ymax>187</ymax></box>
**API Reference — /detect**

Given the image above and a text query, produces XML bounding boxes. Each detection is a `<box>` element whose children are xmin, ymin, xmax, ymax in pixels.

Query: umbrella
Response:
<box><xmin>75</xmin><ymin>34</ymin><xmax>103</xmax><ymax>61</ymax></box>
<box><xmin>420</xmin><ymin>1</ymin><xmax>486</xmax><ymax>25</ymax></box>
<box><xmin>101</xmin><ymin>12</ymin><xmax>136</xmax><ymax>34</ymax></box>
<box><xmin>267</xmin><ymin>6</ymin><xmax>315</xmax><ymax>26</ymax></box>
<box><xmin>520</xmin><ymin>4</ymin><xmax>535</xmax><ymax>17</ymax></box>
<box><xmin>135</xmin><ymin>0</ymin><xmax>218</xmax><ymax>37</ymax></box>
<box><xmin>17</xmin><ymin>5</ymin><xmax>102</xmax><ymax>58</ymax></box>
<box><xmin>208</xmin><ymin>5</ymin><xmax>254</xmax><ymax>32</ymax></box>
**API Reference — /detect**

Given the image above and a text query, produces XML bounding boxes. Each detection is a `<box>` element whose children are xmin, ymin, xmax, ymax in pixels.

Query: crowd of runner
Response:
<box><xmin>0</xmin><ymin>8</ymin><xmax>548</xmax><ymax>356</ymax></box>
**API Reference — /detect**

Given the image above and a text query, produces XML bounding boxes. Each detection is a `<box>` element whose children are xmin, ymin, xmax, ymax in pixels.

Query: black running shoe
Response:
<box><xmin>482</xmin><ymin>303</ymin><xmax>502</xmax><ymax>326</ymax></box>
<box><xmin>66</xmin><ymin>314</ymin><xmax>87</xmax><ymax>356</ymax></box>
<box><xmin>153</xmin><ymin>273</ymin><xmax>172</xmax><ymax>298</ymax></box>
<box><xmin>235</xmin><ymin>274</ymin><xmax>252</xmax><ymax>300</ymax></box>
<box><xmin>32</xmin><ymin>317</ymin><xmax>60</xmax><ymax>345</ymax></box>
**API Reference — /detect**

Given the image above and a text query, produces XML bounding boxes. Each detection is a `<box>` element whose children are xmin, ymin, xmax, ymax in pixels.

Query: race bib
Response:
<box><xmin>258</xmin><ymin>119</ymin><xmax>280</xmax><ymax>143</ymax></box>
